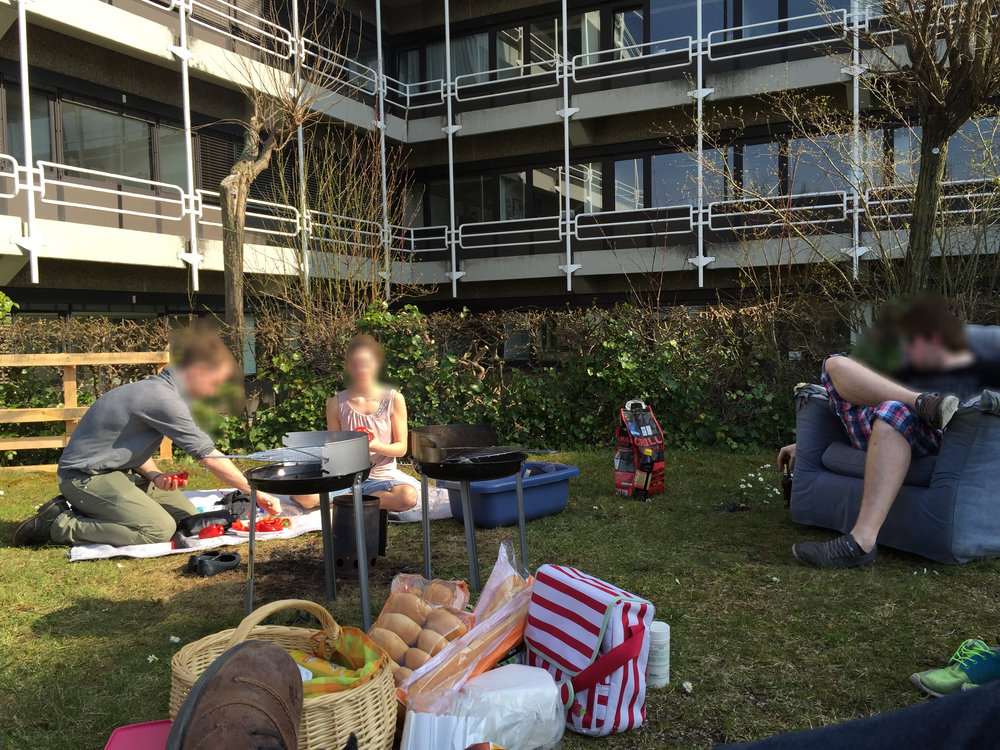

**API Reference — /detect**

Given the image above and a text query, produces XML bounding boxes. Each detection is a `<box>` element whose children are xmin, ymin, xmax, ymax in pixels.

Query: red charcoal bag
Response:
<box><xmin>614</xmin><ymin>399</ymin><xmax>665</xmax><ymax>499</ymax></box>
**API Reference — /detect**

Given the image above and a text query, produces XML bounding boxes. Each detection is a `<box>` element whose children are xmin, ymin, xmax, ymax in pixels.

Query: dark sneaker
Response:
<box><xmin>13</xmin><ymin>497</ymin><xmax>70</xmax><ymax>546</ymax></box>
<box><xmin>792</xmin><ymin>533</ymin><xmax>877</xmax><ymax>568</ymax></box>
<box><xmin>981</xmin><ymin>389</ymin><xmax>1000</xmax><ymax>416</ymax></box>
<box><xmin>166</xmin><ymin>641</ymin><xmax>302</xmax><ymax>750</ymax></box>
<box><xmin>915</xmin><ymin>392</ymin><xmax>960</xmax><ymax>429</ymax></box>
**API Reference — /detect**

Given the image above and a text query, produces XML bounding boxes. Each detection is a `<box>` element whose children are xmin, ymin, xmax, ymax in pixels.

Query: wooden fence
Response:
<box><xmin>0</xmin><ymin>351</ymin><xmax>171</xmax><ymax>472</ymax></box>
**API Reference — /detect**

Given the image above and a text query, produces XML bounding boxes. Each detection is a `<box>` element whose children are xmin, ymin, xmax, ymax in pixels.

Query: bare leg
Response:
<box><xmin>374</xmin><ymin>484</ymin><xmax>418</xmax><ymax>512</ymax></box>
<box><xmin>849</xmin><ymin>418</ymin><xmax>911</xmax><ymax>552</ymax></box>
<box><xmin>824</xmin><ymin>356</ymin><xmax>920</xmax><ymax>409</ymax></box>
<box><xmin>290</xmin><ymin>494</ymin><xmax>319</xmax><ymax>509</ymax></box>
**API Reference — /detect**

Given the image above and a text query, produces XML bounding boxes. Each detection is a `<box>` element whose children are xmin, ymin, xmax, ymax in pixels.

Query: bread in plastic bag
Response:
<box><xmin>391</xmin><ymin>574</ymin><xmax>471</xmax><ymax>610</ymax></box>
<box><xmin>399</xmin><ymin>665</ymin><xmax>564</xmax><ymax>750</ymax></box>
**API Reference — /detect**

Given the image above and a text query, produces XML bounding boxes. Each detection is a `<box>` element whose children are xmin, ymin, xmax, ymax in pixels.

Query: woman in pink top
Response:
<box><xmin>293</xmin><ymin>335</ymin><xmax>417</xmax><ymax>512</ymax></box>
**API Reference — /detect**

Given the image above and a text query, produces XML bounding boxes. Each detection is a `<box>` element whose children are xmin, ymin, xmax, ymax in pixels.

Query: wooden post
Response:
<box><xmin>62</xmin><ymin>364</ymin><xmax>78</xmax><ymax>438</ymax></box>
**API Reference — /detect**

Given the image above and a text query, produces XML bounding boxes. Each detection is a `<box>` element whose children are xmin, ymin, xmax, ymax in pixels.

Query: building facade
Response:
<box><xmin>0</xmin><ymin>0</ymin><xmax>996</xmax><ymax>316</ymax></box>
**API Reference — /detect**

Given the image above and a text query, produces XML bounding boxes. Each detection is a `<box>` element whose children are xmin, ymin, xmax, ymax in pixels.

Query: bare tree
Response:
<box><xmin>864</xmin><ymin>0</ymin><xmax>1000</xmax><ymax>293</ymax></box>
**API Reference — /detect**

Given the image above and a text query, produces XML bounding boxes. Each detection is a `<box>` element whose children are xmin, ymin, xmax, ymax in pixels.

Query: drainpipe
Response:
<box><xmin>171</xmin><ymin>0</ymin><xmax>201</xmax><ymax>292</ymax></box>
<box><xmin>14</xmin><ymin>0</ymin><xmax>42</xmax><ymax>283</ymax></box>
<box><xmin>687</xmin><ymin>0</ymin><xmax>715</xmax><ymax>288</ymax></box>
<box><xmin>442</xmin><ymin>0</ymin><xmax>463</xmax><ymax>297</ymax></box>
<box><xmin>291</xmin><ymin>0</ymin><xmax>310</xmax><ymax>293</ymax></box>
<box><xmin>556</xmin><ymin>0</ymin><xmax>579</xmax><ymax>291</ymax></box>
<box><xmin>375</xmin><ymin>0</ymin><xmax>392</xmax><ymax>299</ymax></box>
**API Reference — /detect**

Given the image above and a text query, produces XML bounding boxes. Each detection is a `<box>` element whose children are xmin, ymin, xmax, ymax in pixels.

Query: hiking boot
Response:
<box><xmin>166</xmin><ymin>641</ymin><xmax>302</xmax><ymax>750</ymax></box>
<box><xmin>13</xmin><ymin>496</ymin><xmax>70</xmax><ymax>546</ymax></box>
<box><xmin>910</xmin><ymin>639</ymin><xmax>1000</xmax><ymax>697</ymax></box>
<box><xmin>792</xmin><ymin>533</ymin><xmax>877</xmax><ymax>568</ymax></box>
<box><xmin>915</xmin><ymin>392</ymin><xmax>960</xmax><ymax>429</ymax></box>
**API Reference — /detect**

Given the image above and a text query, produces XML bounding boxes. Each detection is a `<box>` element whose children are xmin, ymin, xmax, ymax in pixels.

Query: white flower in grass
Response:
<box><xmin>147</xmin><ymin>654</ymin><xmax>158</xmax><ymax>663</ymax></box>
<box><xmin>169</xmin><ymin>636</ymin><xmax>181</xmax><ymax>643</ymax></box>
<box><xmin>771</xmin><ymin>576</ymin><xmax>780</xmax><ymax>583</ymax></box>
<box><xmin>682</xmin><ymin>681</ymin><xmax>694</xmax><ymax>694</ymax></box>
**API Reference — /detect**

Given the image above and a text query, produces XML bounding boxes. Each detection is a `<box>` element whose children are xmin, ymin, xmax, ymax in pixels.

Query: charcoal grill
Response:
<box><xmin>411</xmin><ymin>424</ymin><xmax>528</xmax><ymax>589</ymax></box>
<box><xmin>243</xmin><ymin>430</ymin><xmax>375</xmax><ymax>629</ymax></box>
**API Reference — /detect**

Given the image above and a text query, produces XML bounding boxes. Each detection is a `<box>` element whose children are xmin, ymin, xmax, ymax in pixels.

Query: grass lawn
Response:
<box><xmin>2</xmin><ymin>450</ymin><xmax>999</xmax><ymax>749</ymax></box>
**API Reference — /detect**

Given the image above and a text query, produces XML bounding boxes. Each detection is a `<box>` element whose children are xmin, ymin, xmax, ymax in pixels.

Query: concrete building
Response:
<box><xmin>0</xmin><ymin>0</ymin><xmax>996</xmax><ymax>317</ymax></box>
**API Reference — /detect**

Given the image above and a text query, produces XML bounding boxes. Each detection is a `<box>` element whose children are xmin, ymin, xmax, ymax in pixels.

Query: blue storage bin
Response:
<box><xmin>439</xmin><ymin>461</ymin><xmax>580</xmax><ymax>528</ymax></box>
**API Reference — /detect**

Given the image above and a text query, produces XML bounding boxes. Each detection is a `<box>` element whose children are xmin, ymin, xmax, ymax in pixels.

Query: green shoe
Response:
<box><xmin>910</xmin><ymin>639</ymin><xmax>1000</xmax><ymax>697</ymax></box>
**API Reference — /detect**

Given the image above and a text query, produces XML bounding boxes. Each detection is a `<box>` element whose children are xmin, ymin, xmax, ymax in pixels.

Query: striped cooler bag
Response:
<box><xmin>524</xmin><ymin>565</ymin><xmax>654</xmax><ymax>737</ymax></box>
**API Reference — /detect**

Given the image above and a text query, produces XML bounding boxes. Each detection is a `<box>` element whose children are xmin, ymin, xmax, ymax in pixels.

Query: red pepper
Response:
<box><xmin>162</xmin><ymin>471</ymin><xmax>189</xmax><ymax>488</ymax></box>
<box><xmin>198</xmin><ymin>524</ymin><xmax>224</xmax><ymax>539</ymax></box>
<box><xmin>354</xmin><ymin>426</ymin><xmax>374</xmax><ymax>442</ymax></box>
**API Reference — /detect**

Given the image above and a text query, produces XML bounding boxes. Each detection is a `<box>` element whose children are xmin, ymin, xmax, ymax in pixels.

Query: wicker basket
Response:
<box><xmin>170</xmin><ymin>599</ymin><xmax>396</xmax><ymax>750</ymax></box>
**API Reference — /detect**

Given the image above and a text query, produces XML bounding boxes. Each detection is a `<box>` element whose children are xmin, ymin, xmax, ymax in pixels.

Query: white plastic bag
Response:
<box><xmin>400</xmin><ymin>665</ymin><xmax>565</xmax><ymax>750</ymax></box>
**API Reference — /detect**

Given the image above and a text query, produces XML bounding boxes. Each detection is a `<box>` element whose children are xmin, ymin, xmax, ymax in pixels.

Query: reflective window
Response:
<box><xmin>893</xmin><ymin>126</ymin><xmax>921</xmax><ymax>184</ymax></box>
<box><xmin>789</xmin><ymin>134</ymin><xmax>849</xmax><ymax>194</ymax></box>
<box><xmin>568</xmin><ymin>12</ymin><xmax>602</xmax><ymax>61</ymax></box>
<box><xmin>532</xmin><ymin>164</ymin><xmax>601</xmax><ymax>216</ymax></box>
<box><xmin>742</xmin><ymin>141</ymin><xmax>780</xmax><ymax>197</ymax></box>
<box><xmin>61</xmin><ymin>101</ymin><xmax>152</xmax><ymax>179</ymax></box>
<box><xmin>158</xmin><ymin>125</ymin><xmax>190</xmax><ymax>188</ymax></box>
<box><xmin>650</xmin><ymin>0</ymin><xmax>698</xmax><ymax>42</ymax></box>
<box><xmin>947</xmin><ymin>118</ymin><xmax>1000</xmax><ymax>182</ymax></box>
<box><xmin>651</xmin><ymin>150</ymin><xmax>729</xmax><ymax>205</ymax></box>
<box><xmin>397</xmin><ymin>48</ymin><xmax>421</xmax><ymax>84</ymax></box>
<box><xmin>427</xmin><ymin>176</ymin><xmax>495</xmax><ymax>226</ymax></box>
<box><xmin>427</xmin><ymin>33</ymin><xmax>489</xmax><ymax>82</ymax></box>
<box><xmin>5</xmin><ymin>88</ymin><xmax>52</xmax><ymax>164</ymax></box>
<box><xmin>496</xmin><ymin>26</ymin><xmax>523</xmax><ymax>78</ymax></box>
<box><xmin>529</xmin><ymin>20</ymin><xmax>559</xmax><ymax>71</ymax></box>
<box><xmin>613</xmin><ymin>8</ymin><xmax>644</xmax><ymax>58</ymax></box>
<box><xmin>614</xmin><ymin>159</ymin><xmax>643</xmax><ymax>210</ymax></box>
<box><xmin>500</xmin><ymin>171</ymin><xmax>526</xmax><ymax>219</ymax></box>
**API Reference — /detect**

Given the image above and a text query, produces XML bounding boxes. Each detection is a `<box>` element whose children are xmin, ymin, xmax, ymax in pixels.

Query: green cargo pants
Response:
<box><xmin>52</xmin><ymin>471</ymin><xmax>195</xmax><ymax>546</ymax></box>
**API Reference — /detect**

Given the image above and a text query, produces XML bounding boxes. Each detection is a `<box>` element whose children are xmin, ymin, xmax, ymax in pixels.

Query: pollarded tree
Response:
<box><xmin>865</xmin><ymin>0</ymin><xmax>1000</xmax><ymax>293</ymax></box>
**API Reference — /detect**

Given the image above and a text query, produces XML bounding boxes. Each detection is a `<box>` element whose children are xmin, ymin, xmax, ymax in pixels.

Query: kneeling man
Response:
<box><xmin>14</xmin><ymin>328</ymin><xmax>282</xmax><ymax>547</ymax></box>
<box><xmin>779</xmin><ymin>295</ymin><xmax>1000</xmax><ymax>568</ymax></box>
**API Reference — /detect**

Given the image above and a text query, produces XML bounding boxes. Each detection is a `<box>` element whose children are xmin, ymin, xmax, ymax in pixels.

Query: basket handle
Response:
<box><xmin>225</xmin><ymin>599</ymin><xmax>341</xmax><ymax>649</ymax></box>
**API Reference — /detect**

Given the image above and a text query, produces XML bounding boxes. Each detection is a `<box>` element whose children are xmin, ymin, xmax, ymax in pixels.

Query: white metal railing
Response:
<box><xmin>572</xmin><ymin>36</ymin><xmax>694</xmax><ymax>82</ymax></box>
<box><xmin>0</xmin><ymin>154</ymin><xmax>19</xmax><ymax>199</ymax></box>
<box><xmin>574</xmin><ymin>205</ymin><xmax>696</xmax><ymax>241</ymax></box>
<box><xmin>865</xmin><ymin>179</ymin><xmax>1000</xmax><ymax>219</ymax></box>
<box><xmin>309</xmin><ymin>210</ymin><xmax>382</xmax><ymax>250</ymax></box>
<box><xmin>707</xmin><ymin>190</ymin><xmax>850</xmax><ymax>231</ymax></box>
<box><xmin>395</xmin><ymin>224</ymin><xmax>450</xmax><ymax>254</ymax></box>
<box><xmin>197</xmin><ymin>189</ymin><xmax>300</xmax><ymax>237</ymax></box>
<box><xmin>301</xmin><ymin>37</ymin><xmax>378</xmax><ymax>97</ymax></box>
<box><xmin>454</xmin><ymin>60</ymin><xmax>560</xmax><ymax>102</ymax></box>
<box><xmin>457</xmin><ymin>215</ymin><xmax>563</xmax><ymax>250</ymax></box>
<box><xmin>707</xmin><ymin>9</ymin><xmax>849</xmax><ymax>62</ymax></box>
<box><xmin>37</xmin><ymin>161</ymin><xmax>187</xmax><ymax>220</ymax></box>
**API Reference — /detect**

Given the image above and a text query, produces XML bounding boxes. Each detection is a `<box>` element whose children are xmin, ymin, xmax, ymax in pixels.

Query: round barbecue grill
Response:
<box><xmin>242</xmin><ymin>430</ymin><xmax>377</xmax><ymax>629</ymax></box>
<box><xmin>411</xmin><ymin>424</ymin><xmax>529</xmax><ymax>589</ymax></box>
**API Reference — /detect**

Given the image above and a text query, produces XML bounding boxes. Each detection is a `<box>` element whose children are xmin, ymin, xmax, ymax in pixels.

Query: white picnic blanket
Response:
<box><xmin>67</xmin><ymin>470</ymin><xmax>453</xmax><ymax>562</ymax></box>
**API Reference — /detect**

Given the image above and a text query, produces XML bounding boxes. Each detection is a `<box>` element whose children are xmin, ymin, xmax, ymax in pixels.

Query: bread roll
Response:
<box><xmin>369</xmin><ymin>627</ymin><xmax>408</xmax><ymax>663</ymax></box>
<box><xmin>421</xmin><ymin>582</ymin><xmax>455</xmax><ymax>606</ymax></box>
<box><xmin>380</xmin><ymin>613</ymin><xmax>422</xmax><ymax>646</ymax></box>
<box><xmin>425</xmin><ymin>608</ymin><xmax>467</xmax><ymax>640</ymax></box>
<box><xmin>404</xmin><ymin>647</ymin><xmax>431</xmax><ymax>670</ymax></box>
<box><xmin>392</xmin><ymin>592</ymin><xmax>431</xmax><ymax>624</ymax></box>
<box><xmin>394</xmin><ymin>666</ymin><xmax>414</xmax><ymax>684</ymax></box>
<box><xmin>417</xmin><ymin>628</ymin><xmax>448</xmax><ymax>656</ymax></box>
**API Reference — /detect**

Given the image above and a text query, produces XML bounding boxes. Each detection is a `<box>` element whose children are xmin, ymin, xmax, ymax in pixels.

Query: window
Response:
<box><xmin>397</xmin><ymin>48</ymin><xmax>421</xmax><ymax>84</ymax></box>
<box><xmin>427</xmin><ymin>33</ymin><xmax>489</xmax><ymax>82</ymax></box>
<box><xmin>741</xmin><ymin>141</ymin><xmax>780</xmax><ymax>197</ymax></box>
<box><xmin>427</xmin><ymin>176</ymin><xmax>495</xmax><ymax>226</ymax></box>
<box><xmin>158</xmin><ymin>125</ymin><xmax>190</xmax><ymax>188</ymax></box>
<box><xmin>613</xmin><ymin>8</ymin><xmax>644</xmax><ymax>58</ymax></box>
<box><xmin>61</xmin><ymin>101</ymin><xmax>152</xmax><ymax>179</ymax></box>
<box><xmin>947</xmin><ymin>118</ymin><xmax>1000</xmax><ymax>182</ymax></box>
<box><xmin>568</xmin><ymin>12</ymin><xmax>601</xmax><ymax>61</ymax></box>
<box><xmin>5</xmin><ymin>88</ymin><xmax>52</xmax><ymax>164</ymax></box>
<box><xmin>500</xmin><ymin>171</ymin><xmax>526</xmax><ymax>219</ymax></box>
<box><xmin>496</xmin><ymin>26</ymin><xmax>524</xmax><ymax>78</ymax></box>
<box><xmin>789</xmin><ymin>134</ymin><xmax>850</xmax><ymax>194</ymax></box>
<box><xmin>532</xmin><ymin>163</ymin><xmax>601</xmax><ymax>216</ymax></box>
<box><xmin>650</xmin><ymin>0</ymin><xmax>698</xmax><ymax>42</ymax></box>
<box><xmin>614</xmin><ymin>159</ymin><xmax>643</xmax><ymax>210</ymax></box>
<box><xmin>652</xmin><ymin>150</ymin><xmax>728</xmax><ymax>205</ymax></box>
<box><xmin>893</xmin><ymin>126</ymin><xmax>920</xmax><ymax>184</ymax></box>
<box><xmin>529</xmin><ymin>20</ymin><xmax>559</xmax><ymax>71</ymax></box>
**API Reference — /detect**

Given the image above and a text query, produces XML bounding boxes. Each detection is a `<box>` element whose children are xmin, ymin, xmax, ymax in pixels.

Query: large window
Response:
<box><xmin>500</xmin><ymin>171</ymin><xmax>526</xmax><ymax>219</ymax></box>
<box><xmin>5</xmin><ymin>89</ymin><xmax>52</xmax><ymax>164</ymax></box>
<box><xmin>947</xmin><ymin>118</ymin><xmax>1000</xmax><ymax>182</ymax></box>
<box><xmin>427</xmin><ymin>176</ymin><xmax>496</xmax><ymax>226</ymax></box>
<box><xmin>651</xmin><ymin>149</ymin><xmax>728</xmax><ymax>206</ymax></box>
<box><xmin>61</xmin><ymin>101</ymin><xmax>153</xmax><ymax>180</ymax></box>
<box><xmin>614</xmin><ymin>158</ymin><xmax>643</xmax><ymax>210</ymax></box>
<box><xmin>741</xmin><ymin>141</ymin><xmax>780</xmax><ymax>197</ymax></box>
<box><xmin>158</xmin><ymin>125</ymin><xmax>191</xmax><ymax>188</ymax></box>
<box><xmin>613</xmin><ymin>8</ymin><xmax>644</xmax><ymax>58</ymax></box>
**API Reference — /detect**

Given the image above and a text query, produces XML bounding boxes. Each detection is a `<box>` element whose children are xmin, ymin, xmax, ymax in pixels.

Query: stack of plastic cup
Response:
<box><xmin>646</xmin><ymin>621</ymin><xmax>670</xmax><ymax>688</ymax></box>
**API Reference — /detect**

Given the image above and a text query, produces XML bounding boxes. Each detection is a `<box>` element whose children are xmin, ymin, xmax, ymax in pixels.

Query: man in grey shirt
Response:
<box><xmin>14</xmin><ymin>329</ymin><xmax>282</xmax><ymax>547</ymax></box>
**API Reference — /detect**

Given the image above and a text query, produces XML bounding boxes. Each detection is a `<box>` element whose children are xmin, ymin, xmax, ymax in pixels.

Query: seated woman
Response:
<box><xmin>294</xmin><ymin>334</ymin><xmax>418</xmax><ymax>512</ymax></box>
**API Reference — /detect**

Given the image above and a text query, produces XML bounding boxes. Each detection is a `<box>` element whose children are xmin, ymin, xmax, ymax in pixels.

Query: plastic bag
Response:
<box><xmin>391</xmin><ymin>574</ymin><xmax>471</xmax><ymax>610</ymax></box>
<box><xmin>289</xmin><ymin>627</ymin><xmax>384</xmax><ymax>697</ymax></box>
<box><xmin>399</xmin><ymin>665</ymin><xmax>564</xmax><ymax>750</ymax></box>
<box><xmin>398</xmin><ymin>544</ymin><xmax>533</xmax><ymax>711</ymax></box>
<box><xmin>368</xmin><ymin>590</ymin><xmax>474</xmax><ymax>686</ymax></box>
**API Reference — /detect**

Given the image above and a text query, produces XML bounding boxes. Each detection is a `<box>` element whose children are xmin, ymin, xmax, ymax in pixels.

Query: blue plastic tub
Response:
<box><xmin>439</xmin><ymin>461</ymin><xmax>580</xmax><ymax>528</ymax></box>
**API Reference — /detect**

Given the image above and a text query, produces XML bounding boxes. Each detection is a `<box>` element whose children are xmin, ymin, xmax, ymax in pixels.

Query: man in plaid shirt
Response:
<box><xmin>777</xmin><ymin>295</ymin><xmax>1000</xmax><ymax>568</ymax></box>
